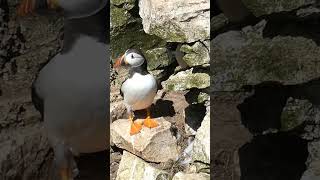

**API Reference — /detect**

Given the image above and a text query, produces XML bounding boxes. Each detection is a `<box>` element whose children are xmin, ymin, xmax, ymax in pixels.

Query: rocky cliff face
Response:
<box><xmin>212</xmin><ymin>0</ymin><xmax>320</xmax><ymax>180</ymax></box>
<box><xmin>110</xmin><ymin>0</ymin><xmax>210</xmax><ymax>179</ymax></box>
<box><xmin>0</xmin><ymin>1</ymin><xmax>63</xmax><ymax>179</ymax></box>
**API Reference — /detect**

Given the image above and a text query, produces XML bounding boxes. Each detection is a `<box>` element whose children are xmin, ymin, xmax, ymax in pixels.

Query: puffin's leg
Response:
<box><xmin>50</xmin><ymin>144</ymin><xmax>76</xmax><ymax>180</ymax></box>
<box><xmin>143</xmin><ymin>107</ymin><xmax>158</xmax><ymax>128</ymax></box>
<box><xmin>127</xmin><ymin>107</ymin><xmax>142</xmax><ymax>135</ymax></box>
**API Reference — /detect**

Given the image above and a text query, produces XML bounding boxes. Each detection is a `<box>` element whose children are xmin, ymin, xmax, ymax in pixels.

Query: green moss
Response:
<box><xmin>111</xmin><ymin>5</ymin><xmax>131</xmax><ymax>28</ymax></box>
<box><xmin>145</xmin><ymin>48</ymin><xmax>174</xmax><ymax>71</ymax></box>
<box><xmin>110</xmin><ymin>22</ymin><xmax>166</xmax><ymax>61</ymax></box>
<box><xmin>163</xmin><ymin>70</ymin><xmax>210</xmax><ymax>91</ymax></box>
<box><xmin>149</xmin><ymin>22</ymin><xmax>188</xmax><ymax>42</ymax></box>
<box><xmin>111</xmin><ymin>0</ymin><xmax>135</xmax><ymax>6</ymax></box>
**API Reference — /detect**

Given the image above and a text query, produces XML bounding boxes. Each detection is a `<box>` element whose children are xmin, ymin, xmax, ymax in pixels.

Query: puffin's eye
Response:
<box><xmin>131</xmin><ymin>54</ymin><xmax>134</xmax><ymax>59</ymax></box>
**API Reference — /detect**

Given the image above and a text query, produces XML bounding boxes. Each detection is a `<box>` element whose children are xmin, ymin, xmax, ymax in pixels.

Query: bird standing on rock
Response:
<box><xmin>114</xmin><ymin>49</ymin><xmax>159</xmax><ymax>135</ymax></box>
<box><xmin>17</xmin><ymin>0</ymin><xmax>109</xmax><ymax>180</ymax></box>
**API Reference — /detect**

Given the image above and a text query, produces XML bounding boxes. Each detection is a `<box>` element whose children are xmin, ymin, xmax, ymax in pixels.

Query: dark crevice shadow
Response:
<box><xmin>75</xmin><ymin>151</ymin><xmax>107</xmax><ymax>180</ymax></box>
<box><xmin>263</xmin><ymin>11</ymin><xmax>320</xmax><ymax>45</ymax></box>
<box><xmin>239</xmin><ymin>133</ymin><xmax>308</xmax><ymax>180</ymax></box>
<box><xmin>133</xmin><ymin>99</ymin><xmax>175</xmax><ymax>119</ymax></box>
<box><xmin>185</xmin><ymin>103</ymin><xmax>206</xmax><ymax>132</ymax></box>
<box><xmin>237</xmin><ymin>81</ymin><xmax>290</xmax><ymax>134</ymax></box>
<box><xmin>289</xmin><ymin>77</ymin><xmax>320</xmax><ymax>105</ymax></box>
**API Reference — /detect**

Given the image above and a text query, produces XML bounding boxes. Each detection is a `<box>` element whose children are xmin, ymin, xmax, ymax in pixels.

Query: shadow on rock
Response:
<box><xmin>238</xmin><ymin>133</ymin><xmax>308</xmax><ymax>180</ymax></box>
<box><xmin>75</xmin><ymin>151</ymin><xmax>107</xmax><ymax>180</ymax></box>
<box><xmin>237</xmin><ymin>81</ymin><xmax>289</xmax><ymax>134</ymax></box>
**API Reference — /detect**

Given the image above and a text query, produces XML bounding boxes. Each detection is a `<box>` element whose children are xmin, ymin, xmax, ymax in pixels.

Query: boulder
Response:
<box><xmin>180</xmin><ymin>41</ymin><xmax>210</xmax><ymax>67</ymax></box>
<box><xmin>162</xmin><ymin>68</ymin><xmax>210</xmax><ymax>91</ymax></box>
<box><xmin>281</xmin><ymin>98</ymin><xmax>312</xmax><ymax>131</ymax></box>
<box><xmin>242</xmin><ymin>0</ymin><xmax>315</xmax><ymax>16</ymax></box>
<box><xmin>145</xmin><ymin>48</ymin><xmax>174</xmax><ymax>71</ymax></box>
<box><xmin>172</xmin><ymin>172</ymin><xmax>210</xmax><ymax>180</ymax></box>
<box><xmin>192</xmin><ymin>108</ymin><xmax>210</xmax><ymax>164</ymax></box>
<box><xmin>111</xmin><ymin>117</ymin><xmax>179</xmax><ymax>162</ymax></box>
<box><xmin>212</xmin><ymin>20</ymin><xmax>320</xmax><ymax>91</ymax></box>
<box><xmin>116</xmin><ymin>151</ymin><xmax>169</xmax><ymax>180</ymax></box>
<box><xmin>139</xmin><ymin>0</ymin><xmax>210</xmax><ymax>43</ymax></box>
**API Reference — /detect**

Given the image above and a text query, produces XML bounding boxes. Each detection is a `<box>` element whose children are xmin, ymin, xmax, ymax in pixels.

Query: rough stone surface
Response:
<box><xmin>180</xmin><ymin>41</ymin><xmax>210</xmax><ymax>67</ymax></box>
<box><xmin>162</xmin><ymin>69</ymin><xmax>210</xmax><ymax>91</ymax></box>
<box><xmin>139</xmin><ymin>0</ymin><xmax>210</xmax><ymax>43</ymax></box>
<box><xmin>116</xmin><ymin>151</ymin><xmax>170</xmax><ymax>180</ymax></box>
<box><xmin>145</xmin><ymin>48</ymin><xmax>174</xmax><ymax>71</ymax></box>
<box><xmin>172</xmin><ymin>172</ymin><xmax>210</xmax><ymax>180</ymax></box>
<box><xmin>111</xmin><ymin>117</ymin><xmax>179</xmax><ymax>162</ymax></box>
<box><xmin>111</xmin><ymin>6</ymin><xmax>131</xmax><ymax>30</ymax></box>
<box><xmin>212</xmin><ymin>20</ymin><xmax>320</xmax><ymax>91</ymax></box>
<box><xmin>281</xmin><ymin>98</ymin><xmax>312</xmax><ymax>131</ymax></box>
<box><xmin>301</xmin><ymin>106</ymin><xmax>320</xmax><ymax>141</ymax></box>
<box><xmin>211</xmin><ymin>14</ymin><xmax>228</xmax><ymax>32</ymax></box>
<box><xmin>242</xmin><ymin>0</ymin><xmax>315</xmax><ymax>16</ymax></box>
<box><xmin>301</xmin><ymin>141</ymin><xmax>320</xmax><ymax>180</ymax></box>
<box><xmin>192</xmin><ymin>107</ymin><xmax>210</xmax><ymax>164</ymax></box>
<box><xmin>0</xmin><ymin>3</ymin><xmax>62</xmax><ymax>178</ymax></box>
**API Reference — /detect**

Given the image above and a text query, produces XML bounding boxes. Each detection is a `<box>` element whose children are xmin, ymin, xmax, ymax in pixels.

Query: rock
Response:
<box><xmin>139</xmin><ymin>0</ymin><xmax>210</xmax><ymax>43</ymax></box>
<box><xmin>180</xmin><ymin>42</ymin><xmax>210</xmax><ymax>67</ymax></box>
<box><xmin>301</xmin><ymin>106</ymin><xmax>320</xmax><ymax>140</ymax></box>
<box><xmin>110</xmin><ymin>23</ymin><xmax>166</xmax><ymax>59</ymax></box>
<box><xmin>110</xmin><ymin>101</ymin><xmax>127</xmax><ymax>122</ymax></box>
<box><xmin>297</xmin><ymin>6</ymin><xmax>320</xmax><ymax>17</ymax></box>
<box><xmin>0</xmin><ymin>124</ymin><xmax>51</xmax><ymax>180</ymax></box>
<box><xmin>212</xmin><ymin>20</ymin><xmax>320</xmax><ymax>91</ymax></box>
<box><xmin>111</xmin><ymin>0</ymin><xmax>135</xmax><ymax>7</ymax></box>
<box><xmin>116</xmin><ymin>151</ymin><xmax>170</xmax><ymax>180</ymax></box>
<box><xmin>301</xmin><ymin>141</ymin><xmax>320</xmax><ymax>180</ymax></box>
<box><xmin>192</xmin><ymin>107</ymin><xmax>210</xmax><ymax>164</ymax></box>
<box><xmin>281</xmin><ymin>98</ymin><xmax>312</xmax><ymax>131</ymax></box>
<box><xmin>110</xmin><ymin>117</ymin><xmax>179</xmax><ymax>162</ymax></box>
<box><xmin>110</xmin><ymin>5</ymin><xmax>131</xmax><ymax>30</ymax></box>
<box><xmin>145</xmin><ymin>48</ymin><xmax>174</xmax><ymax>71</ymax></box>
<box><xmin>172</xmin><ymin>172</ymin><xmax>210</xmax><ymax>180</ymax></box>
<box><xmin>211</xmin><ymin>14</ymin><xmax>229</xmax><ymax>32</ymax></box>
<box><xmin>242</xmin><ymin>0</ymin><xmax>315</xmax><ymax>16</ymax></box>
<box><xmin>162</xmin><ymin>68</ymin><xmax>210</xmax><ymax>91</ymax></box>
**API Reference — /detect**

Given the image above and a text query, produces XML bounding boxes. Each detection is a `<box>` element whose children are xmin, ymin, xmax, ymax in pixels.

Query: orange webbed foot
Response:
<box><xmin>130</xmin><ymin>121</ymin><xmax>142</xmax><ymax>135</ymax></box>
<box><xmin>143</xmin><ymin>117</ymin><xmax>158</xmax><ymax>128</ymax></box>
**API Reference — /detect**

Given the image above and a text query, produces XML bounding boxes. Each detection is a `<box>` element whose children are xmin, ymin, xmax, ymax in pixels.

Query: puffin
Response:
<box><xmin>17</xmin><ymin>0</ymin><xmax>109</xmax><ymax>180</ymax></box>
<box><xmin>114</xmin><ymin>49</ymin><xmax>159</xmax><ymax>135</ymax></box>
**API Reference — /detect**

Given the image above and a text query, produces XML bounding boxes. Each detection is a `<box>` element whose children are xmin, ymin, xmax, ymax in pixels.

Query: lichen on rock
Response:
<box><xmin>162</xmin><ymin>69</ymin><xmax>210</xmax><ymax>91</ymax></box>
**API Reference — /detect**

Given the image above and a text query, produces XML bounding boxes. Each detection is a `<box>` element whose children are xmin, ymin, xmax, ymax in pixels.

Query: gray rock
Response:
<box><xmin>281</xmin><ymin>98</ymin><xmax>312</xmax><ymax>131</ymax></box>
<box><xmin>180</xmin><ymin>42</ymin><xmax>210</xmax><ymax>67</ymax></box>
<box><xmin>192</xmin><ymin>107</ymin><xmax>210</xmax><ymax>164</ymax></box>
<box><xmin>242</xmin><ymin>0</ymin><xmax>315</xmax><ymax>16</ymax></box>
<box><xmin>116</xmin><ymin>151</ymin><xmax>169</xmax><ymax>180</ymax></box>
<box><xmin>211</xmin><ymin>14</ymin><xmax>229</xmax><ymax>32</ymax></box>
<box><xmin>111</xmin><ymin>117</ymin><xmax>179</xmax><ymax>162</ymax></box>
<box><xmin>162</xmin><ymin>68</ymin><xmax>210</xmax><ymax>91</ymax></box>
<box><xmin>139</xmin><ymin>0</ymin><xmax>210</xmax><ymax>43</ymax></box>
<box><xmin>212</xmin><ymin>20</ymin><xmax>320</xmax><ymax>91</ymax></box>
<box><xmin>145</xmin><ymin>48</ymin><xmax>174</xmax><ymax>71</ymax></box>
<box><xmin>172</xmin><ymin>172</ymin><xmax>210</xmax><ymax>180</ymax></box>
<box><xmin>301</xmin><ymin>141</ymin><xmax>320</xmax><ymax>180</ymax></box>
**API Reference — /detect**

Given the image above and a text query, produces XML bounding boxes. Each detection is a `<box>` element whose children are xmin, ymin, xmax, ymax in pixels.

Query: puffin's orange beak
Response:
<box><xmin>113</xmin><ymin>54</ymin><xmax>126</xmax><ymax>68</ymax></box>
<box><xmin>17</xmin><ymin>0</ymin><xmax>59</xmax><ymax>17</ymax></box>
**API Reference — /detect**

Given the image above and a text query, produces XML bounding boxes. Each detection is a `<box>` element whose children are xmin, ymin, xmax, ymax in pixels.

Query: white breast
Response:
<box><xmin>121</xmin><ymin>73</ymin><xmax>157</xmax><ymax>111</ymax></box>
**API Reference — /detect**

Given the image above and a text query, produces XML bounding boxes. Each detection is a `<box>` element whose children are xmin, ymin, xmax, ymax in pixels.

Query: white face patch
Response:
<box><xmin>125</xmin><ymin>52</ymin><xmax>145</xmax><ymax>67</ymax></box>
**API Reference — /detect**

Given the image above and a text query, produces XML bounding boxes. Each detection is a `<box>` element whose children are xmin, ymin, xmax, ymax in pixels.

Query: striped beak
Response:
<box><xmin>113</xmin><ymin>54</ymin><xmax>127</xmax><ymax>68</ymax></box>
<box><xmin>17</xmin><ymin>0</ymin><xmax>60</xmax><ymax>16</ymax></box>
